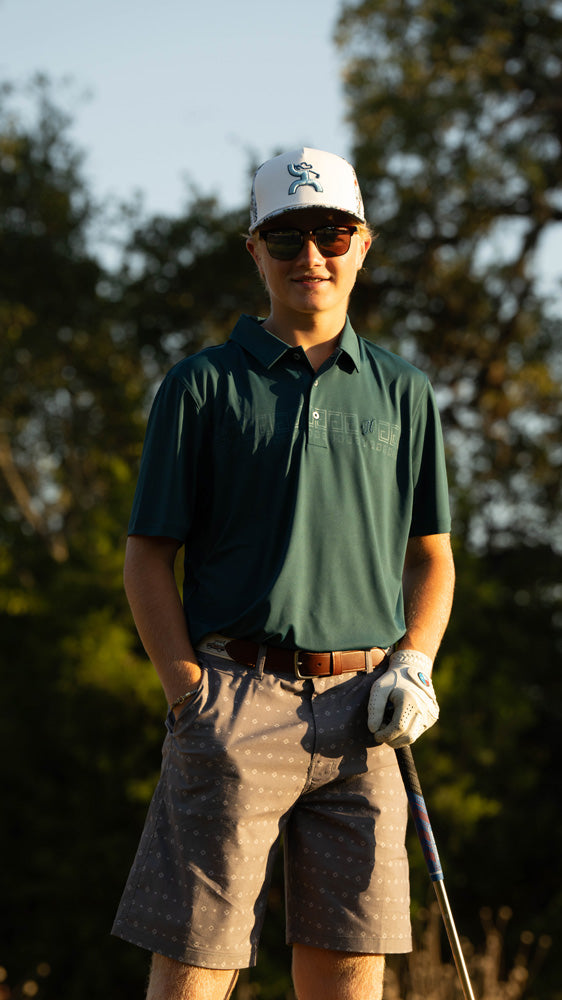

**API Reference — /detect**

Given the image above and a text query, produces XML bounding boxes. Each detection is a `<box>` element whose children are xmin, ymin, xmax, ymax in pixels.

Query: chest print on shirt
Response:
<box><xmin>360</xmin><ymin>417</ymin><xmax>401</xmax><ymax>455</ymax></box>
<box><xmin>309</xmin><ymin>409</ymin><xmax>401</xmax><ymax>456</ymax></box>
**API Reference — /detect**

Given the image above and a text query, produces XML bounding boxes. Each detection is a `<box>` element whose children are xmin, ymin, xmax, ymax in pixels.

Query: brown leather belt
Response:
<box><xmin>199</xmin><ymin>634</ymin><xmax>389</xmax><ymax>678</ymax></box>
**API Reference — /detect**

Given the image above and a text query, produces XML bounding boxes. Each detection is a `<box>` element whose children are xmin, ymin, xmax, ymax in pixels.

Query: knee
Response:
<box><xmin>147</xmin><ymin>954</ymin><xmax>239</xmax><ymax>1000</ymax></box>
<box><xmin>291</xmin><ymin>945</ymin><xmax>384</xmax><ymax>1000</ymax></box>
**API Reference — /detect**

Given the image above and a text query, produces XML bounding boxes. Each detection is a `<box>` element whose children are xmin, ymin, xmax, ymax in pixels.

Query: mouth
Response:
<box><xmin>292</xmin><ymin>274</ymin><xmax>329</xmax><ymax>284</ymax></box>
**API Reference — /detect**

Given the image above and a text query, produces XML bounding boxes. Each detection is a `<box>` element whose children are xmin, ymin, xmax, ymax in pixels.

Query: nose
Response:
<box><xmin>296</xmin><ymin>233</ymin><xmax>326</xmax><ymax>264</ymax></box>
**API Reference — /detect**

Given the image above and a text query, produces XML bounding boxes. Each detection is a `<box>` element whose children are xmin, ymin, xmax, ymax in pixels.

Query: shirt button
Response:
<box><xmin>313</xmin><ymin>410</ymin><xmax>320</xmax><ymax>420</ymax></box>
<box><xmin>313</xmin><ymin>380</ymin><xmax>319</xmax><ymax>387</ymax></box>
<box><xmin>293</xmin><ymin>352</ymin><xmax>300</xmax><ymax>360</ymax></box>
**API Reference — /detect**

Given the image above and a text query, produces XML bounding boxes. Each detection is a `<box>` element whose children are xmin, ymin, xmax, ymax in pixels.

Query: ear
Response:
<box><xmin>246</xmin><ymin>236</ymin><xmax>265</xmax><ymax>279</ymax></box>
<box><xmin>246</xmin><ymin>236</ymin><xmax>258</xmax><ymax>262</ymax></box>
<box><xmin>358</xmin><ymin>234</ymin><xmax>372</xmax><ymax>266</ymax></box>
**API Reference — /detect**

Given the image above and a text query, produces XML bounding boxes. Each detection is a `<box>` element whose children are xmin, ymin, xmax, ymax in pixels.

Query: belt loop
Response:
<box><xmin>364</xmin><ymin>649</ymin><xmax>373</xmax><ymax>673</ymax></box>
<box><xmin>256</xmin><ymin>644</ymin><xmax>267</xmax><ymax>679</ymax></box>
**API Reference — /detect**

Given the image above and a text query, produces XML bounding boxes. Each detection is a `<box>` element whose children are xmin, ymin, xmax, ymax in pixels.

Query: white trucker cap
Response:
<box><xmin>249</xmin><ymin>147</ymin><xmax>366</xmax><ymax>232</ymax></box>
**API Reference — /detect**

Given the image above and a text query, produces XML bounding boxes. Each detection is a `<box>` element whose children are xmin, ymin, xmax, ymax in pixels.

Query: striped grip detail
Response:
<box><xmin>406</xmin><ymin>790</ymin><xmax>444</xmax><ymax>881</ymax></box>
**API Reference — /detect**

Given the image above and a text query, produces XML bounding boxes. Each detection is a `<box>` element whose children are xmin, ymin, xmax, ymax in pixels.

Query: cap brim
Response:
<box><xmin>250</xmin><ymin>203</ymin><xmax>366</xmax><ymax>233</ymax></box>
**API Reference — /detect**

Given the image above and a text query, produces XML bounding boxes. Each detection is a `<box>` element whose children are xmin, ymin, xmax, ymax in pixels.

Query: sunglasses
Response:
<box><xmin>259</xmin><ymin>225</ymin><xmax>358</xmax><ymax>261</ymax></box>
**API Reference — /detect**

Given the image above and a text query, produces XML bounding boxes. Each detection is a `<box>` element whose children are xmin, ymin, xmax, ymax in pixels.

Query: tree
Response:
<box><xmin>336</xmin><ymin>0</ymin><xmax>562</xmax><ymax>551</ymax></box>
<box><xmin>2</xmin><ymin>45</ymin><xmax>561</xmax><ymax>996</ymax></box>
<box><xmin>115</xmin><ymin>195</ymin><xmax>264</xmax><ymax>374</ymax></box>
<box><xmin>0</xmin><ymin>77</ymin><xmax>277</xmax><ymax>1000</ymax></box>
<box><xmin>0</xmin><ymin>80</ymin><xmax>162</xmax><ymax>999</ymax></box>
<box><xmin>0</xmin><ymin>79</ymin><xmax>148</xmax><ymax>563</ymax></box>
<box><xmin>335</xmin><ymin>4</ymin><xmax>562</xmax><ymax>996</ymax></box>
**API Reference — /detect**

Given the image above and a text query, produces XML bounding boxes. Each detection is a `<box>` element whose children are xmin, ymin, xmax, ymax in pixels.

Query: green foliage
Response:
<box><xmin>115</xmin><ymin>196</ymin><xmax>265</xmax><ymax>383</ymax></box>
<box><xmin>334</xmin><ymin>5</ymin><xmax>562</xmax><ymax>994</ymax></box>
<box><xmin>0</xmin><ymin>32</ymin><xmax>561</xmax><ymax>997</ymax></box>
<box><xmin>336</xmin><ymin>0</ymin><xmax>562</xmax><ymax>553</ymax></box>
<box><xmin>0</xmin><ymin>81</ymin><xmax>146</xmax><ymax>567</ymax></box>
<box><xmin>0</xmin><ymin>80</ymin><xmax>159</xmax><ymax>998</ymax></box>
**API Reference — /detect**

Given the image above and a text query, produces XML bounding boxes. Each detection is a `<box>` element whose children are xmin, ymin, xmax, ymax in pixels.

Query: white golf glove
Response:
<box><xmin>368</xmin><ymin>649</ymin><xmax>439</xmax><ymax>748</ymax></box>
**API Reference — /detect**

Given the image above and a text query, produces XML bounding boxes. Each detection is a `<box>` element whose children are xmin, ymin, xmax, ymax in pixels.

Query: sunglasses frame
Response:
<box><xmin>258</xmin><ymin>225</ymin><xmax>359</xmax><ymax>261</ymax></box>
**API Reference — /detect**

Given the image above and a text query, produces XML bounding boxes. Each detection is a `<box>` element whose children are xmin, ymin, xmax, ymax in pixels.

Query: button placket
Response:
<box><xmin>311</xmin><ymin>378</ymin><xmax>320</xmax><ymax>422</ymax></box>
<box><xmin>306</xmin><ymin>370</ymin><xmax>328</xmax><ymax>447</ymax></box>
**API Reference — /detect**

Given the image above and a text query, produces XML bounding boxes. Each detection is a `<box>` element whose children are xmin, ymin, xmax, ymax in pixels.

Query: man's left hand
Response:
<box><xmin>368</xmin><ymin>649</ymin><xmax>439</xmax><ymax>747</ymax></box>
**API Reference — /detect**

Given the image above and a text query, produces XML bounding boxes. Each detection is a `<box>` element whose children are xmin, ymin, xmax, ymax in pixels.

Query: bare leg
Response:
<box><xmin>146</xmin><ymin>954</ymin><xmax>239</xmax><ymax>1000</ymax></box>
<box><xmin>292</xmin><ymin>944</ymin><xmax>384</xmax><ymax>1000</ymax></box>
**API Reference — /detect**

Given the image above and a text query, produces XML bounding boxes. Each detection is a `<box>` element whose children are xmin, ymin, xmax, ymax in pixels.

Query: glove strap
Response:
<box><xmin>391</xmin><ymin>648</ymin><xmax>433</xmax><ymax>676</ymax></box>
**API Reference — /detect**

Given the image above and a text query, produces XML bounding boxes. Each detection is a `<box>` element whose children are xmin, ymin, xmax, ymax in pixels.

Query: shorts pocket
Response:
<box><xmin>165</xmin><ymin>669</ymin><xmax>207</xmax><ymax>733</ymax></box>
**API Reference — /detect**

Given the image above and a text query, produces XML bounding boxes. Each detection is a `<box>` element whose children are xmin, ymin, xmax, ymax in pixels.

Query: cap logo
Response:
<box><xmin>287</xmin><ymin>161</ymin><xmax>324</xmax><ymax>196</ymax></box>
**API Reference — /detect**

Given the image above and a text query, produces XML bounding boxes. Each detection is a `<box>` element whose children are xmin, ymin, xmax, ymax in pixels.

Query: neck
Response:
<box><xmin>263</xmin><ymin>307</ymin><xmax>347</xmax><ymax>371</ymax></box>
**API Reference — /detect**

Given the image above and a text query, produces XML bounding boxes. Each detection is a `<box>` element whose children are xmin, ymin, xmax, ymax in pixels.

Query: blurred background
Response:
<box><xmin>0</xmin><ymin>1</ymin><xmax>560</xmax><ymax>998</ymax></box>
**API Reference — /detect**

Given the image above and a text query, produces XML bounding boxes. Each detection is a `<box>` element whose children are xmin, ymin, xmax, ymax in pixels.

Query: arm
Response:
<box><xmin>397</xmin><ymin>532</ymin><xmax>455</xmax><ymax>660</ymax></box>
<box><xmin>124</xmin><ymin>534</ymin><xmax>202</xmax><ymax>713</ymax></box>
<box><xmin>368</xmin><ymin>533</ymin><xmax>455</xmax><ymax>747</ymax></box>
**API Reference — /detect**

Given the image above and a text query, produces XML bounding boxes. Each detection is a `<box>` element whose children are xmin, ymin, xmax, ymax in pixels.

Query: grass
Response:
<box><xmin>384</xmin><ymin>904</ymin><xmax>552</xmax><ymax>999</ymax></box>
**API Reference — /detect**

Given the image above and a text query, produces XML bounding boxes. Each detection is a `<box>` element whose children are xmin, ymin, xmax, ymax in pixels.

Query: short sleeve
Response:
<box><xmin>409</xmin><ymin>381</ymin><xmax>451</xmax><ymax>537</ymax></box>
<box><xmin>128</xmin><ymin>373</ymin><xmax>203</xmax><ymax>540</ymax></box>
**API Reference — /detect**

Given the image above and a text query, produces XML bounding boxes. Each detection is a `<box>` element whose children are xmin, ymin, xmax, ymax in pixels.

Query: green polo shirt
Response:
<box><xmin>129</xmin><ymin>314</ymin><xmax>451</xmax><ymax>650</ymax></box>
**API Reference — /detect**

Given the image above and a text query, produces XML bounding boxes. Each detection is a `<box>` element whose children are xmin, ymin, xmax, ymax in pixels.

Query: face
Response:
<box><xmin>246</xmin><ymin>209</ymin><xmax>371</xmax><ymax>326</ymax></box>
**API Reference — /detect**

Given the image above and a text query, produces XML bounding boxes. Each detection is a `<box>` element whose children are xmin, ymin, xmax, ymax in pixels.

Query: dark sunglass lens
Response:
<box><xmin>315</xmin><ymin>227</ymin><xmax>352</xmax><ymax>257</ymax></box>
<box><xmin>263</xmin><ymin>231</ymin><xmax>302</xmax><ymax>260</ymax></box>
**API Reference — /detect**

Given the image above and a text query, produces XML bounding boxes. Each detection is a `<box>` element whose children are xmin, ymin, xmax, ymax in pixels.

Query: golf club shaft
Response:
<box><xmin>395</xmin><ymin>744</ymin><xmax>477</xmax><ymax>1000</ymax></box>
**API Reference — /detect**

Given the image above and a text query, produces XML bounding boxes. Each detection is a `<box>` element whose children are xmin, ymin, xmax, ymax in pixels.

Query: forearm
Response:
<box><xmin>124</xmin><ymin>535</ymin><xmax>201</xmax><ymax>706</ymax></box>
<box><xmin>397</xmin><ymin>534</ymin><xmax>455</xmax><ymax>662</ymax></box>
<box><xmin>368</xmin><ymin>533</ymin><xmax>454</xmax><ymax>747</ymax></box>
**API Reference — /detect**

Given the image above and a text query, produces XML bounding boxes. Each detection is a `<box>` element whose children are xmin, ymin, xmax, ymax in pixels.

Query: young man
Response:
<box><xmin>112</xmin><ymin>148</ymin><xmax>455</xmax><ymax>1000</ymax></box>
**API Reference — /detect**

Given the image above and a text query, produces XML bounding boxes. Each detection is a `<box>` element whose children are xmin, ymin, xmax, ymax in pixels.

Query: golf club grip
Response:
<box><xmin>395</xmin><ymin>745</ymin><xmax>443</xmax><ymax>881</ymax></box>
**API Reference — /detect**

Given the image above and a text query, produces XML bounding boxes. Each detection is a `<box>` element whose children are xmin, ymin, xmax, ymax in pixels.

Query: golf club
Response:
<box><xmin>395</xmin><ymin>744</ymin><xmax>477</xmax><ymax>1000</ymax></box>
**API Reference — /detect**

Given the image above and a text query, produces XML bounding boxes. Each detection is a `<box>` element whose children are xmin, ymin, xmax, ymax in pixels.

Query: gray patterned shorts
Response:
<box><xmin>112</xmin><ymin>652</ymin><xmax>411</xmax><ymax>969</ymax></box>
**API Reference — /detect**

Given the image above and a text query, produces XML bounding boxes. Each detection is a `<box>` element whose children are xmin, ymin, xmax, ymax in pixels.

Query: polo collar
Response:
<box><xmin>231</xmin><ymin>315</ymin><xmax>361</xmax><ymax>371</ymax></box>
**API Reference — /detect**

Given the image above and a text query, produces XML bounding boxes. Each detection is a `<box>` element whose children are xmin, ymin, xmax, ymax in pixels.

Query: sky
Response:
<box><xmin>0</xmin><ymin>0</ymin><xmax>352</xmax><ymax>217</ymax></box>
<box><xmin>1</xmin><ymin>0</ymin><xmax>560</xmax><ymax>304</ymax></box>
